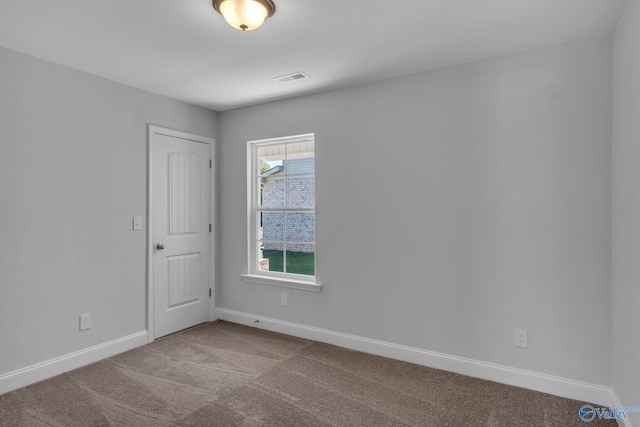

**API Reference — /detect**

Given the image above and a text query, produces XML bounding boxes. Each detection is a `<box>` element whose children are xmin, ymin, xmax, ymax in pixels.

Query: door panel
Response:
<box><xmin>167</xmin><ymin>253</ymin><xmax>200</xmax><ymax>308</ymax></box>
<box><xmin>168</xmin><ymin>152</ymin><xmax>201</xmax><ymax>235</ymax></box>
<box><xmin>152</xmin><ymin>133</ymin><xmax>210</xmax><ymax>339</ymax></box>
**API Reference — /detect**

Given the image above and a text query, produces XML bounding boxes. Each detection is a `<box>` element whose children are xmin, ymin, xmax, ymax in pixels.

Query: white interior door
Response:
<box><xmin>151</xmin><ymin>129</ymin><xmax>211</xmax><ymax>339</ymax></box>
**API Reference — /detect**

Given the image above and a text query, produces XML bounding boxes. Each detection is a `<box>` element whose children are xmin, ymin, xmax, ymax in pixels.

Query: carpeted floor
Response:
<box><xmin>0</xmin><ymin>321</ymin><xmax>615</xmax><ymax>426</ymax></box>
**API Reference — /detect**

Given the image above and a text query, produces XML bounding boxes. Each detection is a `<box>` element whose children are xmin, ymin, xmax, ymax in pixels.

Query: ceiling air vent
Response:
<box><xmin>274</xmin><ymin>72</ymin><xmax>310</xmax><ymax>84</ymax></box>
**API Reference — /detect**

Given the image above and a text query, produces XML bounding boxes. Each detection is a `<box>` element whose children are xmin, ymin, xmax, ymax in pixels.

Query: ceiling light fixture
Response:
<box><xmin>213</xmin><ymin>0</ymin><xmax>276</xmax><ymax>31</ymax></box>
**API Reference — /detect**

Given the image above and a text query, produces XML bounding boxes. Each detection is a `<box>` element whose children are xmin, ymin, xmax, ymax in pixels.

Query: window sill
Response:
<box><xmin>240</xmin><ymin>274</ymin><xmax>322</xmax><ymax>292</ymax></box>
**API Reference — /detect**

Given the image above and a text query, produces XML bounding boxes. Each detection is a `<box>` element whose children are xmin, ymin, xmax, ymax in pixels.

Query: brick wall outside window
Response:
<box><xmin>262</xmin><ymin>176</ymin><xmax>315</xmax><ymax>253</ymax></box>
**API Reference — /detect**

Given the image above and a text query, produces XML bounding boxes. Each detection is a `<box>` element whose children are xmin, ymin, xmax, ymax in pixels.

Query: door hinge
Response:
<box><xmin>209</xmin><ymin>159</ymin><xmax>212</xmax><ymax>168</ymax></box>
<box><xmin>209</xmin><ymin>288</ymin><xmax>212</xmax><ymax>297</ymax></box>
<box><xmin>209</xmin><ymin>224</ymin><xmax>212</xmax><ymax>233</ymax></box>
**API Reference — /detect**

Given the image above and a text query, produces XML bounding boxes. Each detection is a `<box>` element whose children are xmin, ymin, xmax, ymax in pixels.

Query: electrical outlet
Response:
<box><xmin>80</xmin><ymin>313</ymin><xmax>92</xmax><ymax>331</ymax></box>
<box><xmin>515</xmin><ymin>329</ymin><xmax>528</xmax><ymax>348</ymax></box>
<box><xmin>280</xmin><ymin>293</ymin><xmax>288</xmax><ymax>307</ymax></box>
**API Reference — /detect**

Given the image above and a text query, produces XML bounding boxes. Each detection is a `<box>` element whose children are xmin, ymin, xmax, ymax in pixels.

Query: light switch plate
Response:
<box><xmin>133</xmin><ymin>216</ymin><xmax>143</xmax><ymax>231</ymax></box>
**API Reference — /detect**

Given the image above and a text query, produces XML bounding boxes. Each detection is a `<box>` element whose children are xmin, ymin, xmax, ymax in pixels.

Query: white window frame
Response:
<box><xmin>240</xmin><ymin>133</ymin><xmax>322</xmax><ymax>292</ymax></box>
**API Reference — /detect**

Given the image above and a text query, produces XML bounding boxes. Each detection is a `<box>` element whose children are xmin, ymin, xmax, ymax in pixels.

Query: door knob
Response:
<box><xmin>156</xmin><ymin>243</ymin><xmax>165</xmax><ymax>250</ymax></box>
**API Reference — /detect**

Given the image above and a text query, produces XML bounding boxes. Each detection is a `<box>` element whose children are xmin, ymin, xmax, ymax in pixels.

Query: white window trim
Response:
<box><xmin>240</xmin><ymin>274</ymin><xmax>322</xmax><ymax>292</ymax></box>
<box><xmin>244</xmin><ymin>133</ymin><xmax>321</xmax><ymax>292</ymax></box>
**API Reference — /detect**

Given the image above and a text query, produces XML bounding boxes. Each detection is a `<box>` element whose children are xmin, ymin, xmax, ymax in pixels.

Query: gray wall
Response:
<box><xmin>218</xmin><ymin>37</ymin><xmax>612</xmax><ymax>385</ymax></box>
<box><xmin>613</xmin><ymin>0</ymin><xmax>640</xmax><ymax>419</ymax></box>
<box><xmin>0</xmin><ymin>31</ymin><xmax>618</xmax><ymax>392</ymax></box>
<box><xmin>0</xmin><ymin>46</ymin><xmax>217</xmax><ymax>376</ymax></box>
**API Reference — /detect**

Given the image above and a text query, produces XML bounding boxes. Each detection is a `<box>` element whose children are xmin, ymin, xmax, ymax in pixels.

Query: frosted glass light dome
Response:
<box><xmin>214</xmin><ymin>0</ymin><xmax>276</xmax><ymax>31</ymax></box>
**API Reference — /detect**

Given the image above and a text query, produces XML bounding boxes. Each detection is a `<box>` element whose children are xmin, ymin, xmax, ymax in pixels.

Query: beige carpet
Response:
<box><xmin>0</xmin><ymin>321</ymin><xmax>615</xmax><ymax>426</ymax></box>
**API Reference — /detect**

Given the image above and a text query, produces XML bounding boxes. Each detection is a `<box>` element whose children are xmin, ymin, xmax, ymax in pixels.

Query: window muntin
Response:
<box><xmin>249</xmin><ymin>134</ymin><xmax>315</xmax><ymax>280</ymax></box>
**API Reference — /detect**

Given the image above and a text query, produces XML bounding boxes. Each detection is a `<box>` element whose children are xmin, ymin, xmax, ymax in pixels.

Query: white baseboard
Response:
<box><xmin>0</xmin><ymin>330</ymin><xmax>148</xmax><ymax>395</ymax></box>
<box><xmin>612</xmin><ymin>389</ymin><xmax>634</xmax><ymax>427</ymax></box>
<box><xmin>216</xmin><ymin>308</ymin><xmax>616</xmax><ymax>408</ymax></box>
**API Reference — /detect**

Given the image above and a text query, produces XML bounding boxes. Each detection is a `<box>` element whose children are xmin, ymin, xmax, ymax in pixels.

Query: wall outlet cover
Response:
<box><xmin>515</xmin><ymin>329</ymin><xmax>528</xmax><ymax>348</ymax></box>
<box><xmin>80</xmin><ymin>313</ymin><xmax>92</xmax><ymax>331</ymax></box>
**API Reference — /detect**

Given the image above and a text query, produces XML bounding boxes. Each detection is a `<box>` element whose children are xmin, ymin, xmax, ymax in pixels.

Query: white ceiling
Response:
<box><xmin>0</xmin><ymin>0</ymin><xmax>627</xmax><ymax>111</ymax></box>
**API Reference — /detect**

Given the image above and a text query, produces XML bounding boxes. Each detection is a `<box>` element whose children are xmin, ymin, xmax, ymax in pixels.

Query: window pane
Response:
<box><xmin>261</xmin><ymin>211</ymin><xmax>284</xmax><ymax>242</ymax></box>
<box><xmin>287</xmin><ymin>177</ymin><xmax>314</xmax><ymax>207</ymax></box>
<box><xmin>261</xmin><ymin>177</ymin><xmax>285</xmax><ymax>207</ymax></box>
<box><xmin>285</xmin><ymin>212</ymin><xmax>315</xmax><ymax>244</ymax></box>
<box><xmin>259</xmin><ymin>145</ymin><xmax>285</xmax><ymax>207</ymax></box>
<box><xmin>286</xmin><ymin>141</ymin><xmax>315</xmax><ymax>207</ymax></box>
<box><xmin>261</xmin><ymin>242</ymin><xmax>284</xmax><ymax>273</ymax></box>
<box><xmin>286</xmin><ymin>141</ymin><xmax>315</xmax><ymax>173</ymax></box>
<box><xmin>285</xmin><ymin>246</ymin><xmax>315</xmax><ymax>276</ymax></box>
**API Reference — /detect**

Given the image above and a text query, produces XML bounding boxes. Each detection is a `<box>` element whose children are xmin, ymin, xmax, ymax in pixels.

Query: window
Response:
<box><xmin>244</xmin><ymin>133</ymin><xmax>319</xmax><ymax>290</ymax></box>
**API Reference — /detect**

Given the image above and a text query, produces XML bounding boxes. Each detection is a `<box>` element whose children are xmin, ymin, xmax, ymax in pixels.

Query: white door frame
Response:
<box><xmin>147</xmin><ymin>125</ymin><xmax>215</xmax><ymax>343</ymax></box>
